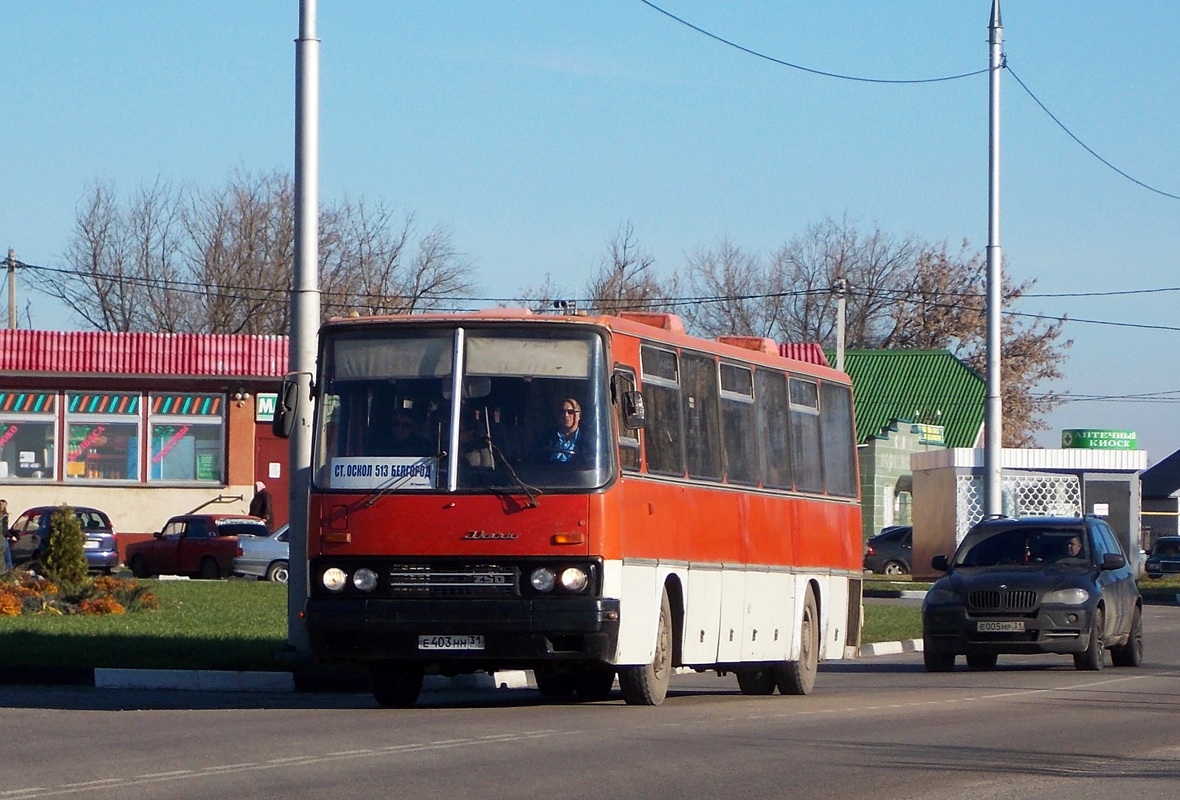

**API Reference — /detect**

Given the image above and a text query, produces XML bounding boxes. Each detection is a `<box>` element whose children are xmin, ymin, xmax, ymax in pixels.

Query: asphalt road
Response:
<box><xmin>2</xmin><ymin>603</ymin><xmax>1179</xmax><ymax>800</ymax></box>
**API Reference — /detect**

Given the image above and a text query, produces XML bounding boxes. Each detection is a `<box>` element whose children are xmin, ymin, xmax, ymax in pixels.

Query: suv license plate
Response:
<box><xmin>977</xmin><ymin>620</ymin><xmax>1024</xmax><ymax>633</ymax></box>
<box><xmin>418</xmin><ymin>635</ymin><xmax>485</xmax><ymax>651</ymax></box>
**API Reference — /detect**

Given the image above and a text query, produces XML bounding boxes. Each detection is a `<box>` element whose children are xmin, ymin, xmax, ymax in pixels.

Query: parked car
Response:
<box><xmin>125</xmin><ymin>514</ymin><xmax>269</xmax><ymax>580</ymax></box>
<box><xmin>863</xmin><ymin>525</ymin><xmax>912</xmax><ymax>575</ymax></box>
<box><xmin>922</xmin><ymin>515</ymin><xmax>1142</xmax><ymax>672</ymax></box>
<box><xmin>7</xmin><ymin>505</ymin><xmax>120</xmax><ymax>573</ymax></box>
<box><xmin>233</xmin><ymin>523</ymin><xmax>289</xmax><ymax>583</ymax></box>
<box><xmin>1143</xmin><ymin>536</ymin><xmax>1180</xmax><ymax>579</ymax></box>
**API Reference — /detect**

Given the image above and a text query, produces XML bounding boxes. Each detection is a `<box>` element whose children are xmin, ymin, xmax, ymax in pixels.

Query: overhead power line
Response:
<box><xmin>15</xmin><ymin>258</ymin><xmax>1180</xmax><ymax>335</ymax></box>
<box><xmin>1006</xmin><ymin>66</ymin><xmax>1180</xmax><ymax>201</ymax></box>
<box><xmin>636</xmin><ymin>0</ymin><xmax>988</xmax><ymax>84</ymax></box>
<box><xmin>637</xmin><ymin>1</ymin><xmax>1180</xmax><ymax>201</ymax></box>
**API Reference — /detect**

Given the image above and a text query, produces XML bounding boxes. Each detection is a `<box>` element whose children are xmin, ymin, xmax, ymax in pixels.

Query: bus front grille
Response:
<box><xmin>387</xmin><ymin>563</ymin><xmax>517</xmax><ymax>596</ymax></box>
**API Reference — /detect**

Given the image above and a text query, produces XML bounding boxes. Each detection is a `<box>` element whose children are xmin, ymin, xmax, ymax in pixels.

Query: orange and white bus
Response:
<box><xmin>279</xmin><ymin>309</ymin><xmax>863</xmax><ymax>706</ymax></box>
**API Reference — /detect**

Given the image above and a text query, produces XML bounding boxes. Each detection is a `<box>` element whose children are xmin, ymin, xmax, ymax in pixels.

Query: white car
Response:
<box><xmin>232</xmin><ymin>524</ymin><xmax>289</xmax><ymax>583</ymax></box>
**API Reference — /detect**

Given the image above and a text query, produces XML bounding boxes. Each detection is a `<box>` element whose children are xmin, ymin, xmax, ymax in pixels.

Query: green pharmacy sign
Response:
<box><xmin>1061</xmin><ymin>429</ymin><xmax>1137</xmax><ymax>450</ymax></box>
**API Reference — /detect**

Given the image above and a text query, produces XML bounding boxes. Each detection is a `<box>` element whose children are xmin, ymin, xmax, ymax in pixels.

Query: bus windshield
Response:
<box><xmin>313</xmin><ymin>325</ymin><xmax>613</xmax><ymax>493</ymax></box>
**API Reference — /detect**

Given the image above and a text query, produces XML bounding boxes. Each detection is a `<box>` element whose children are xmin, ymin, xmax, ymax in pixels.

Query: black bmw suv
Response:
<box><xmin>922</xmin><ymin>515</ymin><xmax>1142</xmax><ymax>672</ymax></box>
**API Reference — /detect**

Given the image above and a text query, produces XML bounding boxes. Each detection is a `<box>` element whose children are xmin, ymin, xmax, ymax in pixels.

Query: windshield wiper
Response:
<box><xmin>481</xmin><ymin>428</ymin><xmax>541</xmax><ymax>509</ymax></box>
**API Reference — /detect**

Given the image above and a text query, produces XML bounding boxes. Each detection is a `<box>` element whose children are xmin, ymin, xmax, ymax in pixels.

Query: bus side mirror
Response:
<box><xmin>623</xmin><ymin>390</ymin><xmax>646</xmax><ymax>430</ymax></box>
<box><xmin>272</xmin><ymin>377</ymin><xmax>300</xmax><ymax>439</ymax></box>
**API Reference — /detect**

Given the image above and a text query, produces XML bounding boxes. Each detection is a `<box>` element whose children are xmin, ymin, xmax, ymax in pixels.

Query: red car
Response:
<box><xmin>125</xmin><ymin>514</ymin><xmax>269</xmax><ymax>580</ymax></box>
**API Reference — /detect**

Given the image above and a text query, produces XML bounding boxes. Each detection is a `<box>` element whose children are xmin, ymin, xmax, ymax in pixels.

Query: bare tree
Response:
<box><xmin>184</xmin><ymin>168</ymin><xmax>293</xmax><ymax>334</ymax></box>
<box><xmin>683</xmin><ymin>219</ymin><xmax>1069</xmax><ymax>446</ymax></box>
<box><xmin>49</xmin><ymin>183</ymin><xmax>136</xmax><ymax>331</ymax></box>
<box><xmin>680</xmin><ymin>238</ymin><xmax>786</xmax><ymax>337</ymax></box>
<box><xmin>320</xmin><ymin>202</ymin><xmax>475</xmax><ymax>317</ymax></box>
<box><xmin>49</xmin><ymin>170</ymin><xmax>475</xmax><ymax>334</ymax></box>
<box><xmin>585</xmin><ymin>221</ymin><xmax>677</xmax><ymax>315</ymax></box>
<box><xmin>129</xmin><ymin>180</ymin><xmax>187</xmax><ymax>332</ymax></box>
<box><xmin>770</xmin><ymin>216</ymin><xmax>920</xmax><ymax>346</ymax></box>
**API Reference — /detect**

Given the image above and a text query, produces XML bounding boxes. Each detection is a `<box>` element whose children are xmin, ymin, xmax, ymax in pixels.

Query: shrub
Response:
<box><xmin>43</xmin><ymin>505</ymin><xmax>88</xmax><ymax>585</ymax></box>
<box><xmin>0</xmin><ymin>567</ymin><xmax>157</xmax><ymax>616</ymax></box>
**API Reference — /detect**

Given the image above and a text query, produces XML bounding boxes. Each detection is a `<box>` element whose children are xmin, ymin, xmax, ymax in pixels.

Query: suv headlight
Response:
<box><xmin>924</xmin><ymin>588</ymin><xmax>963</xmax><ymax>608</ymax></box>
<box><xmin>1043</xmin><ymin>588</ymin><xmax>1089</xmax><ymax>605</ymax></box>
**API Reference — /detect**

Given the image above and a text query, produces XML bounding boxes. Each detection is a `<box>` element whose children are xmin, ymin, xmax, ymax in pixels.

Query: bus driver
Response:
<box><xmin>549</xmin><ymin>398</ymin><xmax>582</xmax><ymax>463</ymax></box>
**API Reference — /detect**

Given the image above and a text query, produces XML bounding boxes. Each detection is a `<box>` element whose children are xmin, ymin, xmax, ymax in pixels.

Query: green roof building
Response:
<box><xmin>837</xmin><ymin>350</ymin><xmax>986</xmax><ymax>546</ymax></box>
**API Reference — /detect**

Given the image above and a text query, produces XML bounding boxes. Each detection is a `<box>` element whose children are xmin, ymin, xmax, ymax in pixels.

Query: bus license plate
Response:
<box><xmin>418</xmin><ymin>635</ymin><xmax>485</xmax><ymax>651</ymax></box>
<box><xmin>977</xmin><ymin>620</ymin><xmax>1024</xmax><ymax>633</ymax></box>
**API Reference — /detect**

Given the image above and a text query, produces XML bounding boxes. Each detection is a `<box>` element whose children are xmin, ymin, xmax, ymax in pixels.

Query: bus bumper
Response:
<box><xmin>304</xmin><ymin>596</ymin><xmax>621</xmax><ymax>665</ymax></box>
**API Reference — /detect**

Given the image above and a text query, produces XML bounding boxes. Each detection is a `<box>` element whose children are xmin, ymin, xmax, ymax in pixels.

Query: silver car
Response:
<box><xmin>232</xmin><ymin>524</ymin><xmax>289</xmax><ymax>583</ymax></box>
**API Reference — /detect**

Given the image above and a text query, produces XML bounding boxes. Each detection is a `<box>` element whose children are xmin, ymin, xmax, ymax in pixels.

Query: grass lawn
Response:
<box><xmin>0</xmin><ymin>579</ymin><xmax>289</xmax><ymax>671</ymax></box>
<box><xmin>4</xmin><ymin>575</ymin><xmax>1173</xmax><ymax>672</ymax></box>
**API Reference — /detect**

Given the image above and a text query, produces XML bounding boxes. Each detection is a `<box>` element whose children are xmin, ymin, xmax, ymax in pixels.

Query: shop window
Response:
<box><xmin>148</xmin><ymin>394</ymin><xmax>226</xmax><ymax>483</ymax></box>
<box><xmin>65</xmin><ymin>393</ymin><xmax>141</xmax><ymax>481</ymax></box>
<box><xmin>0</xmin><ymin>392</ymin><xmax>58</xmax><ymax>481</ymax></box>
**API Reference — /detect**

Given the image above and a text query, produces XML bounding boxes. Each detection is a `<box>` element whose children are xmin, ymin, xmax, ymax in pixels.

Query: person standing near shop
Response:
<box><xmin>1</xmin><ymin>498</ymin><xmax>12</xmax><ymax>570</ymax></box>
<box><xmin>249</xmin><ymin>481</ymin><xmax>274</xmax><ymax>530</ymax></box>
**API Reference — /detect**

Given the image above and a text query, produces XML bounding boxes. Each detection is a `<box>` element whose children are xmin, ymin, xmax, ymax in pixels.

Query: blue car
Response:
<box><xmin>7</xmin><ymin>505</ymin><xmax>120</xmax><ymax>574</ymax></box>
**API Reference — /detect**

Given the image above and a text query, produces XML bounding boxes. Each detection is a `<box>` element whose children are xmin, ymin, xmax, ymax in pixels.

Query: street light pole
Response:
<box><xmin>287</xmin><ymin>0</ymin><xmax>321</xmax><ymax>651</ymax></box>
<box><xmin>984</xmin><ymin>0</ymin><xmax>1004</xmax><ymax>516</ymax></box>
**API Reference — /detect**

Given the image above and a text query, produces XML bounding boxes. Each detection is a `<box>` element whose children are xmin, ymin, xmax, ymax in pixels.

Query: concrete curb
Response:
<box><xmin>858</xmin><ymin>639</ymin><xmax>923</xmax><ymax>657</ymax></box>
<box><xmin>864</xmin><ymin>588</ymin><xmax>928</xmax><ymax>600</ymax></box>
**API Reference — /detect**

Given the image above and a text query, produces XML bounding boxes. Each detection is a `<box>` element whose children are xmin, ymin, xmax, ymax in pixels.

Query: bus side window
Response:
<box><xmin>681</xmin><ymin>352</ymin><xmax>721</xmax><ymax>481</ymax></box>
<box><xmin>640</xmin><ymin>345</ymin><xmax>685</xmax><ymax>477</ymax></box>
<box><xmin>789</xmin><ymin>377</ymin><xmax>823</xmax><ymax>494</ymax></box>
<box><xmin>614</xmin><ymin>369</ymin><xmax>641</xmax><ymax>472</ymax></box>
<box><xmin>756</xmin><ymin>369</ymin><xmax>791</xmax><ymax>490</ymax></box>
<box><xmin>720</xmin><ymin>363</ymin><xmax>758</xmax><ymax>485</ymax></box>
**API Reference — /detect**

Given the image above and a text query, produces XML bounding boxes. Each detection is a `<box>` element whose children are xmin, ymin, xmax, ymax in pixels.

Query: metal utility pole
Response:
<box><xmin>287</xmin><ymin>0</ymin><xmax>321</xmax><ymax>651</ymax></box>
<box><xmin>6</xmin><ymin>249</ymin><xmax>16</xmax><ymax>329</ymax></box>
<box><xmin>832</xmin><ymin>278</ymin><xmax>847</xmax><ymax>373</ymax></box>
<box><xmin>984</xmin><ymin>0</ymin><xmax>1004</xmax><ymax>516</ymax></box>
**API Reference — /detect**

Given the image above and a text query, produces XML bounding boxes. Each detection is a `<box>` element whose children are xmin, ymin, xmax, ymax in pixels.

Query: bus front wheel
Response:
<box><xmin>619</xmin><ymin>588</ymin><xmax>673</xmax><ymax>706</ymax></box>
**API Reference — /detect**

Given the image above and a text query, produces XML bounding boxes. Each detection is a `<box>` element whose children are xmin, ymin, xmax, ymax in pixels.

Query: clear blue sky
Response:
<box><xmin>4</xmin><ymin>2</ymin><xmax>1179</xmax><ymax>461</ymax></box>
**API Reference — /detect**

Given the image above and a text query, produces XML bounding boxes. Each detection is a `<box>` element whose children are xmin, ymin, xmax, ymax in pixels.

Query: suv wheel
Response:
<box><xmin>923</xmin><ymin>646</ymin><xmax>955</xmax><ymax>673</ymax></box>
<box><xmin>1074</xmin><ymin>607</ymin><xmax>1105</xmax><ymax>671</ymax></box>
<box><xmin>1110</xmin><ymin>606</ymin><xmax>1143</xmax><ymax>667</ymax></box>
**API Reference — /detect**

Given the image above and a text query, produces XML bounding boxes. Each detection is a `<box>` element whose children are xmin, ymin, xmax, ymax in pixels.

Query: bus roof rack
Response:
<box><xmin>616</xmin><ymin>312</ymin><xmax>685</xmax><ymax>333</ymax></box>
<box><xmin>716</xmin><ymin>336</ymin><xmax>778</xmax><ymax>355</ymax></box>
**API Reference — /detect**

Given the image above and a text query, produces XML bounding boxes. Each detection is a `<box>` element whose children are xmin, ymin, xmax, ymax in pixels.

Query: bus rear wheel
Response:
<box><xmin>371</xmin><ymin>662</ymin><xmax>424</xmax><ymax>708</ymax></box>
<box><xmin>773</xmin><ymin>588</ymin><xmax>819</xmax><ymax>695</ymax></box>
<box><xmin>619</xmin><ymin>588</ymin><xmax>673</xmax><ymax>706</ymax></box>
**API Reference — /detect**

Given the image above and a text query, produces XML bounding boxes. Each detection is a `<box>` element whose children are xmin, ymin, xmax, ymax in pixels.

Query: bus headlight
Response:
<box><xmin>322</xmin><ymin>567</ymin><xmax>347</xmax><ymax>592</ymax></box>
<box><xmin>353</xmin><ymin>568</ymin><xmax>379</xmax><ymax>592</ymax></box>
<box><xmin>559</xmin><ymin>567</ymin><xmax>588</xmax><ymax>592</ymax></box>
<box><xmin>530</xmin><ymin>567</ymin><xmax>556</xmax><ymax>593</ymax></box>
